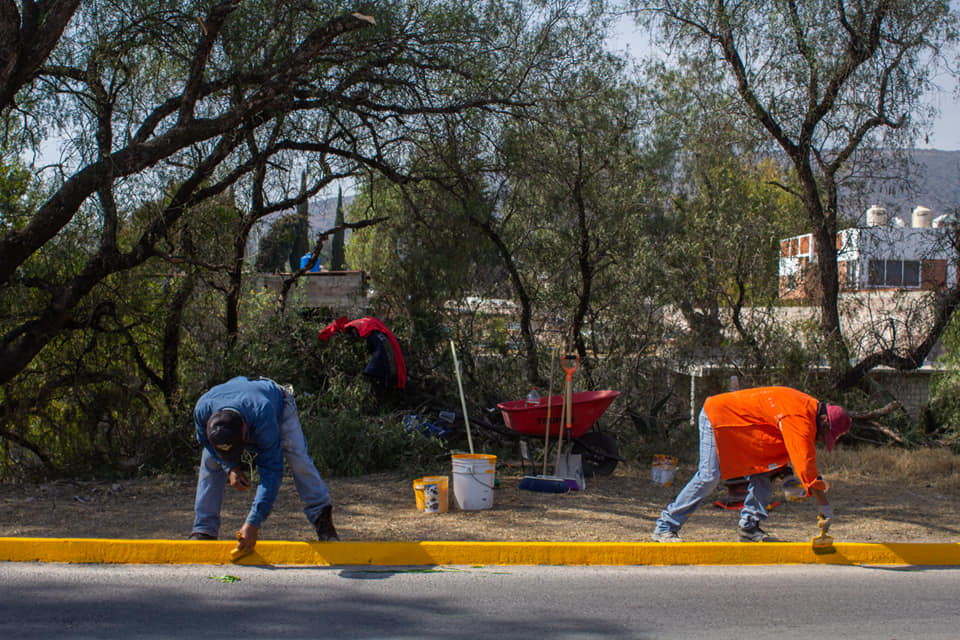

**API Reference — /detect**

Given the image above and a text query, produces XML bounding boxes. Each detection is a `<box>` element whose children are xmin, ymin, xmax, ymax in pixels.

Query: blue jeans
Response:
<box><xmin>192</xmin><ymin>387</ymin><xmax>331</xmax><ymax>537</ymax></box>
<box><xmin>654</xmin><ymin>409</ymin><xmax>772</xmax><ymax>534</ymax></box>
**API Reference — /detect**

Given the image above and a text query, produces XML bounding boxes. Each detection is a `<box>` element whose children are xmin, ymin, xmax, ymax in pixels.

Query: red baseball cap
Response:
<box><xmin>825</xmin><ymin>405</ymin><xmax>851</xmax><ymax>451</ymax></box>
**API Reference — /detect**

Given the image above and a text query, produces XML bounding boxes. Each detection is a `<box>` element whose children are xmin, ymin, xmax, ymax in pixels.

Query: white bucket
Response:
<box><xmin>451</xmin><ymin>453</ymin><xmax>496</xmax><ymax>510</ymax></box>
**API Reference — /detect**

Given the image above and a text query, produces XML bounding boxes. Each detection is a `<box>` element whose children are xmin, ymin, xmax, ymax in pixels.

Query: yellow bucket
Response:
<box><xmin>413</xmin><ymin>478</ymin><xmax>425</xmax><ymax>510</ymax></box>
<box><xmin>415</xmin><ymin>475</ymin><xmax>449</xmax><ymax>513</ymax></box>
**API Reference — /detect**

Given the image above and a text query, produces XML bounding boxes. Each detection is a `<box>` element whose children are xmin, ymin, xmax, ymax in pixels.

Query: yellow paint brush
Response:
<box><xmin>811</xmin><ymin>516</ymin><xmax>835</xmax><ymax>553</ymax></box>
<box><xmin>230</xmin><ymin>530</ymin><xmax>254</xmax><ymax>561</ymax></box>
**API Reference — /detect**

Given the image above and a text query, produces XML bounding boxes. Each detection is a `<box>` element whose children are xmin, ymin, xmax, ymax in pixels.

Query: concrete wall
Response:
<box><xmin>258</xmin><ymin>271</ymin><xmax>369</xmax><ymax>311</ymax></box>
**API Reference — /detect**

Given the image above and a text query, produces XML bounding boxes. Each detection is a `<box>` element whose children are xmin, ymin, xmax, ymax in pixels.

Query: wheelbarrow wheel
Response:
<box><xmin>572</xmin><ymin>431</ymin><xmax>620</xmax><ymax>477</ymax></box>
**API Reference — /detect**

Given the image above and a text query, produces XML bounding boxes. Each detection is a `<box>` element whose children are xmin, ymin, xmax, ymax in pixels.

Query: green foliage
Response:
<box><xmin>346</xmin><ymin>174</ymin><xmax>501</xmax><ymax>356</ymax></box>
<box><xmin>0</xmin><ymin>188</ymin><xmax>247</xmax><ymax>479</ymax></box>
<box><xmin>636</xmin><ymin>0</ymin><xmax>959</xmax><ymax>378</ymax></box>
<box><xmin>256</xmin><ymin>215</ymin><xmax>304</xmax><ymax>273</ymax></box>
<box><xmin>0</xmin><ymin>161</ymin><xmax>38</xmax><ymax>231</ymax></box>
<box><xmin>224</xmin><ymin>304</ymin><xmax>457</xmax><ymax>476</ymax></box>
<box><xmin>298</xmin><ymin>375</ymin><xmax>447</xmax><ymax>477</ymax></box>
<box><xmin>7</xmin><ymin>0</ymin><xmax>953</xmax><ymax>483</ymax></box>
<box><xmin>925</xmin><ymin>314</ymin><xmax>960</xmax><ymax>451</ymax></box>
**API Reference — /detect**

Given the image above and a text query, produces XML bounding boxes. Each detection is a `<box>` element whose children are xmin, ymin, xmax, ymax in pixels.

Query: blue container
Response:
<box><xmin>300</xmin><ymin>253</ymin><xmax>321</xmax><ymax>272</ymax></box>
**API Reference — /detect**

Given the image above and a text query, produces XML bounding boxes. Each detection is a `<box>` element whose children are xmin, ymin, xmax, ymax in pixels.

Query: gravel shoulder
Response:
<box><xmin>3</xmin><ymin>451</ymin><xmax>958</xmax><ymax>544</ymax></box>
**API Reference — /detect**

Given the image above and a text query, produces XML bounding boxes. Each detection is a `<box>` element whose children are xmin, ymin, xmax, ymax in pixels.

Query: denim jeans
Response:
<box><xmin>654</xmin><ymin>408</ymin><xmax>772</xmax><ymax>534</ymax></box>
<box><xmin>192</xmin><ymin>385</ymin><xmax>331</xmax><ymax>537</ymax></box>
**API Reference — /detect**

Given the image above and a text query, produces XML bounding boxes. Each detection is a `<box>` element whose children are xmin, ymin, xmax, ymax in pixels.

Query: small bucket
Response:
<box><xmin>413</xmin><ymin>478</ymin><xmax>425</xmax><ymax>510</ymax></box>
<box><xmin>419</xmin><ymin>475</ymin><xmax>449</xmax><ymax>513</ymax></box>
<box><xmin>451</xmin><ymin>453</ymin><xmax>497</xmax><ymax>510</ymax></box>
<box><xmin>651</xmin><ymin>454</ymin><xmax>678</xmax><ymax>487</ymax></box>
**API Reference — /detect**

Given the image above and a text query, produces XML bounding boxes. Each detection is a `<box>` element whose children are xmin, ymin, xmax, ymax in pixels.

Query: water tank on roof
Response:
<box><xmin>933</xmin><ymin>214</ymin><xmax>955</xmax><ymax>228</ymax></box>
<box><xmin>866</xmin><ymin>205</ymin><xmax>888</xmax><ymax>226</ymax></box>
<box><xmin>912</xmin><ymin>206</ymin><xmax>932</xmax><ymax>228</ymax></box>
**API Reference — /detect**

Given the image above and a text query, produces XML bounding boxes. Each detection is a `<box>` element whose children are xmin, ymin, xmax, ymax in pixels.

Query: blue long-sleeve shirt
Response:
<box><xmin>194</xmin><ymin>376</ymin><xmax>286</xmax><ymax>527</ymax></box>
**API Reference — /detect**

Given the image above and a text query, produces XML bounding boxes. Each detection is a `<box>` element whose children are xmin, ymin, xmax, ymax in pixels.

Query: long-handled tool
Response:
<box><xmin>554</xmin><ymin>353</ymin><xmax>585</xmax><ymax>490</ymax></box>
<box><xmin>519</xmin><ymin>348</ymin><xmax>568</xmax><ymax>493</ymax></box>
<box><xmin>543</xmin><ymin>347</ymin><xmax>556</xmax><ymax>476</ymax></box>
<box><xmin>449</xmin><ymin>340</ymin><xmax>474</xmax><ymax>454</ymax></box>
<box><xmin>811</xmin><ymin>515</ymin><xmax>835</xmax><ymax>553</ymax></box>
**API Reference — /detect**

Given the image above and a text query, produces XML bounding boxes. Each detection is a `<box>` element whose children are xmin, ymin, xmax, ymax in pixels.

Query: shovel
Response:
<box><xmin>554</xmin><ymin>353</ymin><xmax>585</xmax><ymax>490</ymax></box>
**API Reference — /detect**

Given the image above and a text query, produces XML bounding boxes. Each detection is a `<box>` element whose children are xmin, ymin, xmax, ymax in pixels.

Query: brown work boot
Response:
<box><xmin>314</xmin><ymin>505</ymin><xmax>340</xmax><ymax>541</ymax></box>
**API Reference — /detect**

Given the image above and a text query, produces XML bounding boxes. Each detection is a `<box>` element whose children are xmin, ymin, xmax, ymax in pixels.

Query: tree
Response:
<box><xmin>331</xmin><ymin>185</ymin><xmax>345</xmax><ymax>271</ymax></box>
<box><xmin>291</xmin><ymin>171</ymin><xmax>310</xmax><ymax>273</ymax></box>
<box><xmin>0</xmin><ymin>0</ymin><xmax>81</xmax><ymax>107</ymax></box>
<box><xmin>499</xmin><ymin>59</ymin><xmax>661</xmax><ymax>388</ymax></box>
<box><xmin>638</xmin><ymin>57</ymin><xmax>809</xmax><ymax>371</ymax></box>
<box><xmin>348</xmin><ymin>3</ymin><xmax>626</xmax><ymax>388</ymax></box>
<box><xmin>1</xmin><ymin>0</ymin><xmax>595</xmax><ymax>387</ymax></box>
<box><xmin>255</xmin><ymin>214</ymin><xmax>302</xmax><ymax>273</ymax></box>
<box><xmin>633</xmin><ymin>0</ymin><xmax>960</xmax><ymax>388</ymax></box>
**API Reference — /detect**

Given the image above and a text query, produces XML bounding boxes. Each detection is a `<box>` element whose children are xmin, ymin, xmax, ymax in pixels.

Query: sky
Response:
<box><xmin>607</xmin><ymin>16</ymin><xmax>960</xmax><ymax>151</ymax></box>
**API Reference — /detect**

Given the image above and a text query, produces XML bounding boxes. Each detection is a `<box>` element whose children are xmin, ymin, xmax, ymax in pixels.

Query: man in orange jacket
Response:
<box><xmin>651</xmin><ymin>386</ymin><xmax>851</xmax><ymax>542</ymax></box>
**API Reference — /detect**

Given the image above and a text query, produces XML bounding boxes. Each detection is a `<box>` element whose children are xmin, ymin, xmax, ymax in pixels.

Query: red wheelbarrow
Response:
<box><xmin>497</xmin><ymin>390</ymin><xmax>623</xmax><ymax>477</ymax></box>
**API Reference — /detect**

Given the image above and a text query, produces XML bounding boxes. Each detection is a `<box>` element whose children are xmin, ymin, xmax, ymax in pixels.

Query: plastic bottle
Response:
<box><xmin>525</xmin><ymin>386</ymin><xmax>540</xmax><ymax>406</ymax></box>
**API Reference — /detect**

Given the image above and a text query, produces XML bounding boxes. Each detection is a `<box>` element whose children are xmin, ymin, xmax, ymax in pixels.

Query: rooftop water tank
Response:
<box><xmin>866</xmin><ymin>205</ymin><xmax>888</xmax><ymax>226</ymax></box>
<box><xmin>933</xmin><ymin>214</ymin><xmax>955</xmax><ymax>228</ymax></box>
<box><xmin>912</xmin><ymin>206</ymin><xmax>932</xmax><ymax>228</ymax></box>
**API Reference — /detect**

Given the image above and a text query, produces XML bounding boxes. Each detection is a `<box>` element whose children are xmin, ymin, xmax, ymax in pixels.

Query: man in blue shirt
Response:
<box><xmin>189</xmin><ymin>376</ymin><xmax>338</xmax><ymax>552</ymax></box>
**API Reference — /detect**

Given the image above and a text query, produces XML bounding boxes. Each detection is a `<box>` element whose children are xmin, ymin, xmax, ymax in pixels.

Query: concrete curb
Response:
<box><xmin>2</xmin><ymin>537</ymin><xmax>960</xmax><ymax>566</ymax></box>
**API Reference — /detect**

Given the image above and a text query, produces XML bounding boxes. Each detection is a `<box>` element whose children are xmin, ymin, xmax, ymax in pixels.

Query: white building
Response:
<box><xmin>779</xmin><ymin>205</ymin><xmax>957</xmax><ymax>300</ymax></box>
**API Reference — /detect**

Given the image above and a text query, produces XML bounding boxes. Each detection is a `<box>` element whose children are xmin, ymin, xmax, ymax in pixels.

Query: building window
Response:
<box><xmin>903</xmin><ymin>261</ymin><xmax>920</xmax><ymax>287</ymax></box>
<box><xmin>839</xmin><ymin>261</ymin><xmax>857</xmax><ymax>290</ymax></box>
<box><xmin>868</xmin><ymin>259</ymin><xmax>921</xmax><ymax>288</ymax></box>
<box><xmin>885</xmin><ymin>260</ymin><xmax>901</xmax><ymax>286</ymax></box>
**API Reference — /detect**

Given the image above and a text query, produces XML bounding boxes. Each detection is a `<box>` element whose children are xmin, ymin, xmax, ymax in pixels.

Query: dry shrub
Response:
<box><xmin>822</xmin><ymin>446</ymin><xmax>960</xmax><ymax>489</ymax></box>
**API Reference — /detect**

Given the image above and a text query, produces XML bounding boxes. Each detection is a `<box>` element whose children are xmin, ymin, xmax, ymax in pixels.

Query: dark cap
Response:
<box><xmin>206</xmin><ymin>409</ymin><xmax>245</xmax><ymax>466</ymax></box>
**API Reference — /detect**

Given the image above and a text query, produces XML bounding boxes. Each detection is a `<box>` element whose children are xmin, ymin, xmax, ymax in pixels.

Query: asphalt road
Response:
<box><xmin>2</xmin><ymin>563</ymin><xmax>958</xmax><ymax>639</ymax></box>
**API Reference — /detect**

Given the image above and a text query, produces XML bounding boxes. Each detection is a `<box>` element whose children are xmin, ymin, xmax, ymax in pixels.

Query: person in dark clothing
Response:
<box><xmin>189</xmin><ymin>376</ymin><xmax>338</xmax><ymax>553</ymax></box>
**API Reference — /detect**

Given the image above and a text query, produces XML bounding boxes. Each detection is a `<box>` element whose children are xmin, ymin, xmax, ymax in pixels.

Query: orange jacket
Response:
<box><xmin>704</xmin><ymin>386</ymin><xmax>826</xmax><ymax>494</ymax></box>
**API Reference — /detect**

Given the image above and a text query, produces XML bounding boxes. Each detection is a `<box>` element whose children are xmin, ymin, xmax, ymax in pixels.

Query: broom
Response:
<box><xmin>519</xmin><ymin>347</ymin><xmax>568</xmax><ymax>493</ymax></box>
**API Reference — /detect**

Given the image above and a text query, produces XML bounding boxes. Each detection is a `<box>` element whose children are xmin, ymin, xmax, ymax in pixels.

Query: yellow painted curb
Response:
<box><xmin>2</xmin><ymin>538</ymin><xmax>960</xmax><ymax>566</ymax></box>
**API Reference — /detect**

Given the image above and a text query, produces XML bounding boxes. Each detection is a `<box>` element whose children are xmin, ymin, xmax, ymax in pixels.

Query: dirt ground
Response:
<box><xmin>2</xmin><ymin>448</ymin><xmax>959</xmax><ymax>544</ymax></box>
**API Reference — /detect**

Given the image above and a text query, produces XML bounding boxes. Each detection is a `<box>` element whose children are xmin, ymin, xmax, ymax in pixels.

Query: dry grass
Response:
<box><xmin>2</xmin><ymin>446</ymin><xmax>960</xmax><ymax>544</ymax></box>
<box><xmin>823</xmin><ymin>447</ymin><xmax>960</xmax><ymax>490</ymax></box>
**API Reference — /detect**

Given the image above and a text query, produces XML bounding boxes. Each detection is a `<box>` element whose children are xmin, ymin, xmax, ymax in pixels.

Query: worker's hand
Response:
<box><xmin>229</xmin><ymin>468</ymin><xmax>250</xmax><ymax>491</ymax></box>
<box><xmin>236</xmin><ymin>523</ymin><xmax>259</xmax><ymax>552</ymax></box>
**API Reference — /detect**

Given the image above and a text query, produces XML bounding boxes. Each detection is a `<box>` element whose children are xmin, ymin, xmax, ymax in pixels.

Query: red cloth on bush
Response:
<box><xmin>318</xmin><ymin>316</ymin><xmax>407</xmax><ymax>389</ymax></box>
